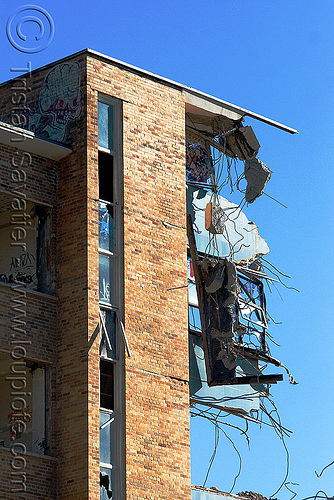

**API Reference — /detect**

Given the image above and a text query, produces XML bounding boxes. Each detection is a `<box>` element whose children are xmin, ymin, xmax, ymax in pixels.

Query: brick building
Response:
<box><xmin>0</xmin><ymin>49</ymin><xmax>297</xmax><ymax>499</ymax></box>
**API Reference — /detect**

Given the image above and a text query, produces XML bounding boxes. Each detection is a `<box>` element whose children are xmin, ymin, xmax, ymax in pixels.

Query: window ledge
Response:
<box><xmin>0</xmin><ymin>446</ymin><xmax>59</xmax><ymax>461</ymax></box>
<box><xmin>0</xmin><ymin>281</ymin><xmax>58</xmax><ymax>300</ymax></box>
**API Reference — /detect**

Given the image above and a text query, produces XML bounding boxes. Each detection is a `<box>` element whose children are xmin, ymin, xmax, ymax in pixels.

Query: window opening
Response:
<box><xmin>0</xmin><ymin>192</ymin><xmax>51</xmax><ymax>293</ymax></box>
<box><xmin>98</xmin><ymin>97</ymin><xmax>123</xmax><ymax>500</ymax></box>
<box><xmin>99</xmin><ymin>151</ymin><xmax>114</xmax><ymax>204</ymax></box>
<box><xmin>0</xmin><ymin>352</ymin><xmax>49</xmax><ymax>454</ymax></box>
<box><xmin>99</xmin><ymin>308</ymin><xmax>116</xmax><ymax>356</ymax></box>
<box><xmin>100</xmin><ymin>360</ymin><xmax>114</xmax><ymax>411</ymax></box>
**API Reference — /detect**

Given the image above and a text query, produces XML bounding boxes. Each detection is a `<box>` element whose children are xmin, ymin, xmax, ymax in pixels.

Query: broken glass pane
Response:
<box><xmin>98</xmin><ymin>101</ymin><xmax>114</xmax><ymax>151</ymax></box>
<box><xmin>237</xmin><ymin>276</ymin><xmax>266</xmax><ymax>327</ymax></box>
<box><xmin>100</xmin><ymin>466</ymin><xmax>113</xmax><ymax>500</ymax></box>
<box><xmin>100</xmin><ymin>412</ymin><xmax>111</xmax><ymax>463</ymax></box>
<box><xmin>189</xmin><ymin>333</ymin><xmax>264</xmax><ymax>413</ymax></box>
<box><xmin>187</xmin><ymin>186</ymin><xmax>269</xmax><ymax>262</ymax></box>
<box><xmin>99</xmin><ymin>202</ymin><xmax>116</xmax><ymax>252</ymax></box>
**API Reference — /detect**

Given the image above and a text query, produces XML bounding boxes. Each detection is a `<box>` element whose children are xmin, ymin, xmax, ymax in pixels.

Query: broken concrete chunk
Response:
<box><xmin>201</xmin><ymin>258</ymin><xmax>237</xmax><ymax>301</ymax></box>
<box><xmin>204</xmin><ymin>260</ymin><xmax>225</xmax><ymax>293</ymax></box>
<box><xmin>244</xmin><ymin>157</ymin><xmax>272</xmax><ymax>203</ymax></box>
<box><xmin>220</xmin><ymin>126</ymin><xmax>260</xmax><ymax>161</ymax></box>
<box><xmin>249</xmin><ymin>258</ymin><xmax>262</xmax><ymax>272</ymax></box>
<box><xmin>205</xmin><ymin>201</ymin><xmax>227</xmax><ymax>234</ymax></box>
<box><xmin>217</xmin><ymin>345</ymin><xmax>237</xmax><ymax>370</ymax></box>
<box><xmin>223</xmin><ymin>259</ymin><xmax>237</xmax><ymax>306</ymax></box>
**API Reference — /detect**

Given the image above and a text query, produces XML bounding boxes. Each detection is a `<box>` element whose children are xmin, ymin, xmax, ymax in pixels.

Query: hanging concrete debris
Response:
<box><xmin>201</xmin><ymin>257</ymin><xmax>237</xmax><ymax>384</ymax></box>
<box><xmin>187</xmin><ymin>215</ymin><xmax>238</xmax><ymax>385</ymax></box>
<box><xmin>244</xmin><ymin>158</ymin><xmax>272</xmax><ymax>203</ymax></box>
<box><xmin>220</xmin><ymin>126</ymin><xmax>260</xmax><ymax>161</ymax></box>
<box><xmin>205</xmin><ymin>201</ymin><xmax>227</xmax><ymax>234</ymax></box>
<box><xmin>204</xmin><ymin>259</ymin><xmax>225</xmax><ymax>293</ymax></box>
<box><xmin>184</xmin><ymin>116</ymin><xmax>295</xmax><ymax>393</ymax></box>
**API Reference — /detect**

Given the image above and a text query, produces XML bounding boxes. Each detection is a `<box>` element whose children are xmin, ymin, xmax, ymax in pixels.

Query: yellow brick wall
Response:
<box><xmin>86</xmin><ymin>56</ymin><xmax>190</xmax><ymax>499</ymax></box>
<box><xmin>0</xmin><ymin>52</ymin><xmax>190</xmax><ymax>499</ymax></box>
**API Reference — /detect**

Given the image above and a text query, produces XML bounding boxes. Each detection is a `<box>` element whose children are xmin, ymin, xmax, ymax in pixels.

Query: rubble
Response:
<box><xmin>244</xmin><ymin>158</ymin><xmax>272</xmax><ymax>203</ymax></box>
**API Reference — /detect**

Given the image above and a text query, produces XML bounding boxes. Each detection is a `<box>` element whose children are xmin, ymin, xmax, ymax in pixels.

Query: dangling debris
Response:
<box><xmin>244</xmin><ymin>158</ymin><xmax>272</xmax><ymax>203</ymax></box>
<box><xmin>249</xmin><ymin>258</ymin><xmax>262</xmax><ymax>272</ymax></box>
<box><xmin>220</xmin><ymin>126</ymin><xmax>260</xmax><ymax>161</ymax></box>
<box><xmin>204</xmin><ymin>259</ymin><xmax>225</xmax><ymax>293</ymax></box>
<box><xmin>205</xmin><ymin>201</ymin><xmax>227</xmax><ymax>234</ymax></box>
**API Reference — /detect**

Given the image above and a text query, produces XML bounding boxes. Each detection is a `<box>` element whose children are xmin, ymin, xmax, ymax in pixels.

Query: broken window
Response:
<box><xmin>186</xmin><ymin>116</ymin><xmax>285</xmax><ymax>389</ymax></box>
<box><xmin>98</xmin><ymin>96</ymin><xmax>124</xmax><ymax>500</ymax></box>
<box><xmin>0</xmin><ymin>351</ymin><xmax>49</xmax><ymax>454</ymax></box>
<box><xmin>0</xmin><ymin>192</ymin><xmax>51</xmax><ymax>293</ymax></box>
<box><xmin>100</xmin><ymin>360</ymin><xmax>114</xmax><ymax>411</ymax></box>
<box><xmin>189</xmin><ymin>332</ymin><xmax>266</xmax><ymax>415</ymax></box>
<box><xmin>99</xmin><ymin>308</ymin><xmax>117</xmax><ymax>359</ymax></box>
<box><xmin>100</xmin><ymin>323</ymin><xmax>122</xmax><ymax>500</ymax></box>
<box><xmin>186</xmin><ymin>108</ymin><xmax>295</xmax><ymax>491</ymax></box>
<box><xmin>98</xmin><ymin>141</ymin><xmax>119</xmax><ymax>305</ymax></box>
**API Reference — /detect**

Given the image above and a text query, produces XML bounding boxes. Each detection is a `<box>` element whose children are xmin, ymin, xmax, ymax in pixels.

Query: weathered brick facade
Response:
<box><xmin>86</xmin><ymin>56</ymin><xmax>189</xmax><ymax>500</ymax></box>
<box><xmin>0</xmin><ymin>50</ymin><xmax>190</xmax><ymax>499</ymax></box>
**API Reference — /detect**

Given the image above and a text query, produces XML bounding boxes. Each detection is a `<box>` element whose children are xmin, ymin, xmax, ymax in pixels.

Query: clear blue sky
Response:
<box><xmin>1</xmin><ymin>1</ymin><xmax>333</xmax><ymax>498</ymax></box>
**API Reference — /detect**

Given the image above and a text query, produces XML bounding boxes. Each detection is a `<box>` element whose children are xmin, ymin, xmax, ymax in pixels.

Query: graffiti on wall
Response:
<box><xmin>8</xmin><ymin>407</ymin><xmax>32</xmax><ymax>439</ymax></box>
<box><xmin>10</xmin><ymin>251</ymin><xmax>35</xmax><ymax>271</ymax></box>
<box><xmin>28</xmin><ymin>62</ymin><xmax>82</xmax><ymax>143</ymax></box>
<box><xmin>0</xmin><ymin>252</ymin><xmax>37</xmax><ymax>286</ymax></box>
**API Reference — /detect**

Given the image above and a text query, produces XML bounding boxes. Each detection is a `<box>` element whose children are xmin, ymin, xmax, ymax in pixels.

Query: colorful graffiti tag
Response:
<box><xmin>28</xmin><ymin>62</ymin><xmax>82</xmax><ymax>143</ymax></box>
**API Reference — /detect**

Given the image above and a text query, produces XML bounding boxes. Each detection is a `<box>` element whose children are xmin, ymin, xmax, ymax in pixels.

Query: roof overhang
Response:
<box><xmin>184</xmin><ymin>90</ymin><xmax>298</xmax><ymax>134</ymax></box>
<box><xmin>0</xmin><ymin>121</ymin><xmax>71</xmax><ymax>160</ymax></box>
<box><xmin>0</xmin><ymin>48</ymin><xmax>298</xmax><ymax>136</ymax></box>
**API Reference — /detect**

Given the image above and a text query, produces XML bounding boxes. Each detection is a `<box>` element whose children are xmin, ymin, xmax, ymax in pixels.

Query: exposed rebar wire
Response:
<box><xmin>191</xmin><ymin>387</ymin><xmax>295</xmax><ymax>496</ymax></box>
<box><xmin>268</xmin><ymin>281</ymin><xmax>284</xmax><ymax>301</ymax></box>
<box><xmin>265</xmin><ymin>330</ymin><xmax>281</xmax><ymax>347</ymax></box>
<box><xmin>301</xmin><ymin>492</ymin><xmax>333</xmax><ymax>500</ymax></box>
<box><xmin>192</xmin><ymin>405</ymin><xmax>247</xmax><ymax>491</ymax></box>
<box><xmin>161</xmin><ymin>220</ymin><xmax>186</xmax><ymax>230</ymax></box>
<box><xmin>261</xmin><ymin>397</ymin><xmax>291</xmax><ymax>498</ymax></box>
<box><xmin>260</xmin><ymin>257</ymin><xmax>292</xmax><ymax>278</ymax></box>
<box><xmin>203</xmin><ymin>416</ymin><xmax>220</xmax><ymax>487</ymax></box>
<box><xmin>262</xmin><ymin>191</ymin><xmax>288</xmax><ymax>209</ymax></box>
<box><xmin>167</xmin><ymin>284</ymin><xmax>188</xmax><ymax>291</ymax></box>
<box><xmin>260</xmin><ymin>264</ymin><xmax>300</xmax><ymax>293</ymax></box>
<box><xmin>315</xmin><ymin>460</ymin><xmax>334</xmax><ymax>478</ymax></box>
<box><xmin>266</xmin><ymin>312</ymin><xmax>283</xmax><ymax>325</ymax></box>
<box><xmin>284</xmin><ymin>482</ymin><xmax>299</xmax><ymax>500</ymax></box>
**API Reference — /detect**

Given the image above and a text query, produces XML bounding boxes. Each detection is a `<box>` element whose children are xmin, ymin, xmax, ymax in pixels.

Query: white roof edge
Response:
<box><xmin>0</xmin><ymin>121</ymin><xmax>72</xmax><ymax>160</ymax></box>
<box><xmin>0</xmin><ymin>48</ymin><xmax>298</xmax><ymax>135</ymax></box>
<box><xmin>184</xmin><ymin>88</ymin><xmax>298</xmax><ymax>134</ymax></box>
<box><xmin>87</xmin><ymin>49</ymin><xmax>298</xmax><ymax>135</ymax></box>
